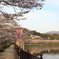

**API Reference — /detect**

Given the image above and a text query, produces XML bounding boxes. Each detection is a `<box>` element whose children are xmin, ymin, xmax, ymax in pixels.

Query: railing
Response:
<box><xmin>15</xmin><ymin>45</ymin><xmax>43</xmax><ymax>59</ymax></box>
<box><xmin>20</xmin><ymin>49</ymin><xmax>42</xmax><ymax>59</ymax></box>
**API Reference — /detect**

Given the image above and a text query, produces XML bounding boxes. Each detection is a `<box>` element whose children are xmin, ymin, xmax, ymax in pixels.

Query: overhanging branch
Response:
<box><xmin>0</xmin><ymin>0</ymin><xmax>45</xmax><ymax>25</ymax></box>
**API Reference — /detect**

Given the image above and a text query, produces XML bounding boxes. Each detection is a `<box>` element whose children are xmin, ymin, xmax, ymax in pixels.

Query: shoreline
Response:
<box><xmin>24</xmin><ymin>40</ymin><xmax>59</xmax><ymax>44</ymax></box>
<box><xmin>25</xmin><ymin>43</ymin><xmax>59</xmax><ymax>45</ymax></box>
<box><xmin>24</xmin><ymin>40</ymin><xmax>59</xmax><ymax>46</ymax></box>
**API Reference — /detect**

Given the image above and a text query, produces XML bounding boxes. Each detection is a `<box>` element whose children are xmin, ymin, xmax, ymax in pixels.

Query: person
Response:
<box><xmin>27</xmin><ymin>49</ymin><xmax>30</xmax><ymax>53</ymax></box>
<box><xmin>40</xmin><ymin>54</ymin><xmax>43</xmax><ymax>59</ymax></box>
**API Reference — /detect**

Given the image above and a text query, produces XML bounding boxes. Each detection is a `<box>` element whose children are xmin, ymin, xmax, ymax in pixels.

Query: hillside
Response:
<box><xmin>46</xmin><ymin>31</ymin><xmax>59</xmax><ymax>34</ymax></box>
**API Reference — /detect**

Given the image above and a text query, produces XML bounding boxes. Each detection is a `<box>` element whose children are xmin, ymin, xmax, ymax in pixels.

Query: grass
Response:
<box><xmin>0</xmin><ymin>44</ymin><xmax>11</xmax><ymax>52</ymax></box>
<box><xmin>0</xmin><ymin>46</ymin><xmax>4</xmax><ymax>52</ymax></box>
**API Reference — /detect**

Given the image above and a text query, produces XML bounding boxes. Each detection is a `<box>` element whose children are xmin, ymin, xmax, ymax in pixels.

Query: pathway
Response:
<box><xmin>0</xmin><ymin>45</ymin><xmax>18</xmax><ymax>59</ymax></box>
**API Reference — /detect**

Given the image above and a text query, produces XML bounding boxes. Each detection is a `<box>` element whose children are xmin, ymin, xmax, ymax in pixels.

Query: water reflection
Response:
<box><xmin>43</xmin><ymin>54</ymin><xmax>59</xmax><ymax>59</ymax></box>
<box><xmin>24</xmin><ymin>44</ymin><xmax>59</xmax><ymax>59</ymax></box>
<box><xmin>24</xmin><ymin>44</ymin><xmax>59</xmax><ymax>54</ymax></box>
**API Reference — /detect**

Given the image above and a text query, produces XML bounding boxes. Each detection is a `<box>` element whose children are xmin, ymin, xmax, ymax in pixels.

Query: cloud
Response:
<box><xmin>44</xmin><ymin>0</ymin><xmax>59</xmax><ymax>9</ymax></box>
<box><xmin>23</xmin><ymin>21</ymin><xmax>59</xmax><ymax>33</ymax></box>
<box><xmin>47</xmin><ymin>0</ymin><xmax>59</xmax><ymax>5</ymax></box>
<box><xmin>25</xmin><ymin>10</ymin><xmax>59</xmax><ymax>22</ymax></box>
<box><xmin>19</xmin><ymin>9</ymin><xmax>59</xmax><ymax>33</ymax></box>
<box><xmin>18</xmin><ymin>0</ymin><xmax>59</xmax><ymax>33</ymax></box>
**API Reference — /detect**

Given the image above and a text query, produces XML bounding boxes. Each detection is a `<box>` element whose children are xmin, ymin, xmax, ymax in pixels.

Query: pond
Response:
<box><xmin>24</xmin><ymin>44</ymin><xmax>59</xmax><ymax>59</ymax></box>
<box><xmin>43</xmin><ymin>54</ymin><xmax>59</xmax><ymax>59</ymax></box>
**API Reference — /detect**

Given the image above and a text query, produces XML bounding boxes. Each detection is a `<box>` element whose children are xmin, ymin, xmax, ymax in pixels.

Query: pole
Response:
<box><xmin>14</xmin><ymin>28</ymin><xmax>23</xmax><ymax>59</ymax></box>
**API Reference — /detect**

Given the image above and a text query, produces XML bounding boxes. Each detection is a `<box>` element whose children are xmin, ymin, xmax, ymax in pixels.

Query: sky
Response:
<box><xmin>1</xmin><ymin>0</ymin><xmax>59</xmax><ymax>33</ymax></box>
<box><xmin>18</xmin><ymin>0</ymin><xmax>59</xmax><ymax>33</ymax></box>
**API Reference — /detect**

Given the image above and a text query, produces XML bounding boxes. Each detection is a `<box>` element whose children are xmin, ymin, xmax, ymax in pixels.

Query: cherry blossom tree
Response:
<box><xmin>0</xmin><ymin>0</ymin><xmax>45</xmax><ymax>25</ymax></box>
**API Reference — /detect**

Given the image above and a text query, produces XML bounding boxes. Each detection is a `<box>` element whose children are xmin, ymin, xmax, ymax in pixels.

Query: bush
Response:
<box><xmin>0</xmin><ymin>47</ymin><xmax>4</xmax><ymax>52</ymax></box>
<box><xmin>3</xmin><ymin>44</ymin><xmax>11</xmax><ymax>49</ymax></box>
<box><xmin>0</xmin><ymin>44</ymin><xmax>11</xmax><ymax>52</ymax></box>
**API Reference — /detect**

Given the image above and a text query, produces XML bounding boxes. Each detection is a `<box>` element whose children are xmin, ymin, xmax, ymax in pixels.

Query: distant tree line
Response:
<box><xmin>40</xmin><ymin>34</ymin><xmax>59</xmax><ymax>40</ymax></box>
<box><xmin>23</xmin><ymin>28</ymin><xmax>59</xmax><ymax>40</ymax></box>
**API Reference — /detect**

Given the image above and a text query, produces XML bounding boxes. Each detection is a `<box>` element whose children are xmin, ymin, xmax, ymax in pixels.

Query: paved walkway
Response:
<box><xmin>0</xmin><ymin>45</ymin><xmax>18</xmax><ymax>59</ymax></box>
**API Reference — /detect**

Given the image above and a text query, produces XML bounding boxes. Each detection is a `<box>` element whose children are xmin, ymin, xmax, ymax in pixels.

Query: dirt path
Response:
<box><xmin>0</xmin><ymin>45</ymin><xmax>18</xmax><ymax>59</ymax></box>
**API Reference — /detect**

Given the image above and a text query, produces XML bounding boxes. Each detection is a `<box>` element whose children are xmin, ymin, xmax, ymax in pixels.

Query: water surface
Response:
<box><xmin>24</xmin><ymin>44</ymin><xmax>59</xmax><ymax>59</ymax></box>
<box><xmin>43</xmin><ymin>54</ymin><xmax>59</xmax><ymax>59</ymax></box>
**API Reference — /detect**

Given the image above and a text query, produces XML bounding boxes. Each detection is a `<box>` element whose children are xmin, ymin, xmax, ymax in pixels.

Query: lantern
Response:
<box><xmin>16</xmin><ymin>28</ymin><xmax>23</xmax><ymax>37</ymax></box>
